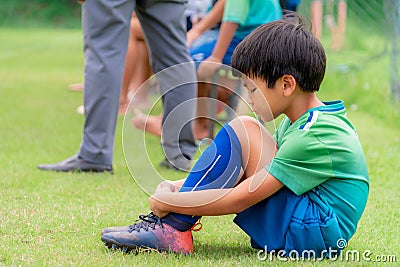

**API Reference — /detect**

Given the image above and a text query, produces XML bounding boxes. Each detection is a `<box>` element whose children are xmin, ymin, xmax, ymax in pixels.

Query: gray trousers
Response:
<box><xmin>78</xmin><ymin>0</ymin><xmax>197</xmax><ymax>166</ymax></box>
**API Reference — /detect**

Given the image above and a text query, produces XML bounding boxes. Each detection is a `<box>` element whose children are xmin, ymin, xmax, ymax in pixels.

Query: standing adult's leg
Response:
<box><xmin>79</xmin><ymin>0</ymin><xmax>134</xmax><ymax>165</ymax></box>
<box><xmin>136</xmin><ymin>0</ymin><xmax>197</xmax><ymax>171</ymax></box>
<box><xmin>120</xmin><ymin>14</ymin><xmax>152</xmax><ymax>114</ymax></box>
<box><xmin>37</xmin><ymin>0</ymin><xmax>134</xmax><ymax>173</ymax></box>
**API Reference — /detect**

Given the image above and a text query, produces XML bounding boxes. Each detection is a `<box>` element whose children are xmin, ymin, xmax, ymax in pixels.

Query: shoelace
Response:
<box><xmin>190</xmin><ymin>221</ymin><xmax>203</xmax><ymax>232</ymax></box>
<box><xmin>128</xmin><ymin>212</ymin><xmax>163</xmax><ymax>232</ymax></box>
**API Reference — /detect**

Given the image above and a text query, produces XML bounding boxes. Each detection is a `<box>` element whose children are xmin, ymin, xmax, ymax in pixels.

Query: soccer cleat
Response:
<box><xmin>101</xmin><ymin>225</ymin><xmax>133</xmax><ymax>235</ymax></box>
<box><xmin>101</xmin><ymin>212</ymin><xmax>195</xmax><ymax>254</ymax></box>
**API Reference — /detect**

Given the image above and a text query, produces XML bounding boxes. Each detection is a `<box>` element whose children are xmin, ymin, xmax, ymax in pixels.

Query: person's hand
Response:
<box><xmin>149</xmin><ymin>195</ymin><xmax>169</xmax><ymax>218</ymax></box>
<box><xmin>197</xmin><ymin>56</ymin><xmax>223</xmax><ymax>81</ymax></box>
<box><xmin>154</xmin><ymin>180</ymin><xmax>179</xmax><ymax>194</ymax></box>
<box><xmin>151</xmin><ymin>180</ymin><xmax>183</xmax><ymax>217</ymax></box>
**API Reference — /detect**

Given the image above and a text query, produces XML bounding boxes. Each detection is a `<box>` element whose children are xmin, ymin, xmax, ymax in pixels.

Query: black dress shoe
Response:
<box><xmin>37</xmin><ymin>155</ymin><xmax>113</xmax><ymax>173</ymax></box>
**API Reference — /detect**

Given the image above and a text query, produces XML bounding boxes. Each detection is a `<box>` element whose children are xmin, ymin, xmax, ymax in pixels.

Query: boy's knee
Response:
<box><xmin>229</xmin><ymin>116</ymin><xmax>260</xmax><ymax>129</ymax></box>
<box><xmin>228</xmin><ymin>116</ymin><xmax>263</xmax><ymax>142</ymax></box>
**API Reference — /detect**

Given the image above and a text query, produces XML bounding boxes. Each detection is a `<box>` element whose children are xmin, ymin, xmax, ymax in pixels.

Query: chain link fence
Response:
<box><xmin>297</xmin><ymin>0</ymin><xmax>400</xmax><ymax>103</ymax></box>
<box><xmin>386</xmin><ymin>0</ymin><xmax>400</xmax><ymax>102</ymax></box>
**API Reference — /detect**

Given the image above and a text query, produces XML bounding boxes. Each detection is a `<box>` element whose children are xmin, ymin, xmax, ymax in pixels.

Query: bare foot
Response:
<box><xmin>132</xmin><ymin>109</ymin><xmax>162</xmax><ymax>137</ymax></box>
<box><xmin>68</xmin><ymin>83</ymin><xmax>84</xmax><ymax>91</ymax></box>
<box><xmin>128</xmin><ymin>90</ymin><xmax>151</xmax><ymax>109</ymax></box>
<box><xmin>130</xmin><ymin>98</ymin><xmax>151</xmax><ymax>109</ymax></box>
<box><xmin>132</xmin><ymin>109</ymin><xmax>212</xmax><ymax>140</ymax></box>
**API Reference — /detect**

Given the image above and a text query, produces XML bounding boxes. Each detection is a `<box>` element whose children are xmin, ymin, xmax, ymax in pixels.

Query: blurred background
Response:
<box><xmin>299</xmin><ymin>0</ymin><xmax>400</xmax><ymax>105</ymax></box>
<box><xmin>0</xmin><ymin>1</ymin><xmax>82</xmax><ymax>28</ymax></box>
<box><xmin>1</xmin><ymin>0</ymin><xmax>399</xmax><ymax>114</ymax></box>
<box><xmin>0</xmin><ymin>2</ymin><xmax>399</xmax><ymax>265</ymax></box>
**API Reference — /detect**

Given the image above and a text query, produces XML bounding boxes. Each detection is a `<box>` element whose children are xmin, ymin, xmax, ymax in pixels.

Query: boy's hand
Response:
<box><xmin>154</xmin><ymin>180</ymin><xmax>179</xmax><ymax>194</ymax></box>
<box><xmin>149</xmin><ymin>195</ymin><xmax>169</xmax><ymax>218</ymax></box>
<box><xmin>198</xmin><ymin>56</ymin><xmax>222</xmax><ymax>81</ymax></box>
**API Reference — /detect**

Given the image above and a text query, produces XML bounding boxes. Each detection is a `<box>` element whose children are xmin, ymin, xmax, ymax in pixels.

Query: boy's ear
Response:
<box><xmin>281</xmin><ymin>75</ymin><xmax>297</xmax><ymax>96</ymax></box>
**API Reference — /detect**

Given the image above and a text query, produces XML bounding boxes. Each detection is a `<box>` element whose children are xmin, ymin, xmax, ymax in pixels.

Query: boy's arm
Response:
<box><xmin>149</xmin><ymin>168</ymin><xmax>283</xmax><ymax>217</ymax></box>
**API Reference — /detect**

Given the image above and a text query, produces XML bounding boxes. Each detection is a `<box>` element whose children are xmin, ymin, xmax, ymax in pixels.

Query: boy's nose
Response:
<box><xmin>247</xmin><ymin>97</ymin><xmax>254</xmax><ymax>106</ymax></box>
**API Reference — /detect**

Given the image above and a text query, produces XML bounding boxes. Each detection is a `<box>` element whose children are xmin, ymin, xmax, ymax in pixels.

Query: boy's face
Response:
<box><xmin>242</xmin><ymin>76</ymin><xmax>285</xmax><ymax>122</ymax></box>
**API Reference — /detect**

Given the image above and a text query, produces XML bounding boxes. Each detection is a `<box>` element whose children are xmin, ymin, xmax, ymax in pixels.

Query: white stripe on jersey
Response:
<box><xmin>303</xmin><ymin>111</ymin><xmax>319</xmax><ymax>131</ymax></box>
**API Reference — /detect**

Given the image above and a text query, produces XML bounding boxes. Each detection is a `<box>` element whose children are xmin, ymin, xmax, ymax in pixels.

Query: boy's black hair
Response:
<box><xmin>231</xmin><ymin>17</ymin><xmax>326</xmax><ymax>92</ymax></box>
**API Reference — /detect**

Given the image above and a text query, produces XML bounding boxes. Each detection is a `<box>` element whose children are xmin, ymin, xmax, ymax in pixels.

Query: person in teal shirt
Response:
<box><xmin>101</xmin><ymin>17</ymin><xmax>369</xmax><ymax>257</ymax></box>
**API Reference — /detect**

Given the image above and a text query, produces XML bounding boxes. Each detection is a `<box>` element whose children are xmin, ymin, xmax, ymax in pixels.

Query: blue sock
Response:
<box><xmin>163</xmin><ymin>123</ymin><xmax>243</xmax><ymax>231</ymax></box>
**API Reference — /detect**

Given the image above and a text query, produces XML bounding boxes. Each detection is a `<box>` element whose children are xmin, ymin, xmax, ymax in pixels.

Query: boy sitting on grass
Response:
<box><xmin>101</xmin><ymin>17</ymin><xmax>369</xmax><ymax>257</ymax></box>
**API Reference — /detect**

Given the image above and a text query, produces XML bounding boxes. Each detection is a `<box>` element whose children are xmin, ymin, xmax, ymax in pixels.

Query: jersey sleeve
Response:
<box><xmin>222</xmin><ymin>0</ymin><xmax>250</xmax><ymax>25</ymax></box>
<box><xmin>265</xmin><ymin>130</ymin><xmax>334</xmax><ymax>195</ymax></box>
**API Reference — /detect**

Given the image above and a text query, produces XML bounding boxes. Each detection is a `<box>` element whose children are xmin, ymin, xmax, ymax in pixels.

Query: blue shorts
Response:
<box><xmin>190</xmin><ymin>30</ymin><xmax>243</xmax><ymax>69</ymax></box>
<box><xmin>234</xmin><ymin>187</ymin><xmax>344</xmax><ymax>257</ymax></box>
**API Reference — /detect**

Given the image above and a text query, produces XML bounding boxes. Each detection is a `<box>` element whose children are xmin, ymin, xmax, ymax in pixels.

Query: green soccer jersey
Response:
<box><xmin>266</xmin><ymin>100</ymin><xmax>369</xmax><ymax>240</ymax></box>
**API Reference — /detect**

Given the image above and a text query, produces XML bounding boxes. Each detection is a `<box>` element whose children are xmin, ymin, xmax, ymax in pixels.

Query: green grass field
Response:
<box><xmin>0</xmin><ymin>28</ymin><xmax>399</xmax><ymax>266</ymax></box>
